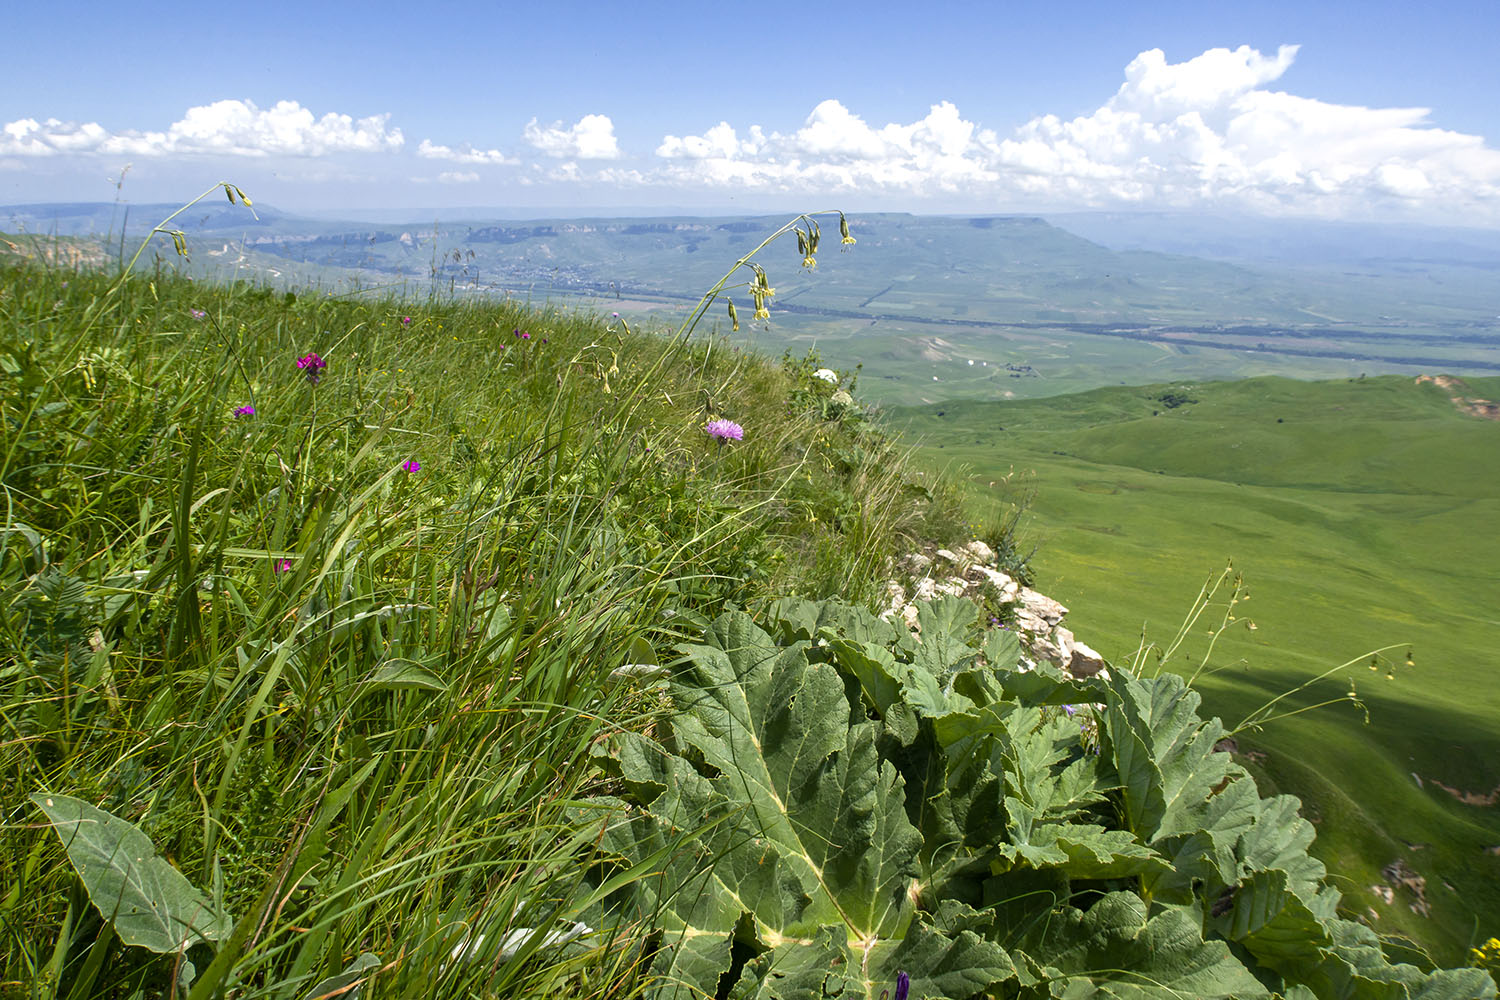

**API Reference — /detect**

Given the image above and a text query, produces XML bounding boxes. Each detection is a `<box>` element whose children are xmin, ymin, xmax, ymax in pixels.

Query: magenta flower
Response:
<box><xmin>521</xmin><ymin>332</ymin><xmax>531</xmax><ymax>340</ymax></box>
<box><xmin>401</xmin><ymin>315</ymin><xmax>413</xmax><ymax>326</ymax></box>
<box><xmin>274</xmin><ymin>558</ymin><xmax>293</xmax><ymax>573</ymax></box>
<box><xmin>297</xmin><ymin>352</ymin><xmax>327</xmax><ymax>384</ymax></box>
<box><xmin>190</xmin><ymin>308</ymin><xmax>207</xmax><ymax>320</ymax></box>
<box><xmin>704</xmin><ymin>419</ymin><xmax>744</xmax><ymax>442</ymax></box>
<box><xmin>233</xmin><ymin>404</ymin><xmax>255</xmax><ymax>417</ymax></box>
<box><xmin>401</xmin><ymin>459</ymin><xmax>421</xmax><ymax>473</ymax></box>
<box><xmin>611</xmin><ymin>312</ymin><xmax>620</xmax><ymax>318</ymax></box>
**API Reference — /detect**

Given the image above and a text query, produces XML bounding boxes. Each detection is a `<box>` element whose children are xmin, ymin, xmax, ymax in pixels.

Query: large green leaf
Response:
<box><xmin>1023</xmin><ymin>893</ymin><xmax>1270</xmax><ymax>999</ymax></box>
<box><xmin>672</xmin><ymin>615</ymin><xmax>919</xmax><ymax>939</ymax></box>
<box><xmin>586</xmin><ymin>599</ymin><xmax>1488</xmax><ymax>999</ymax></box>
<box><xmin>32</xmin><ymin>792</ymin><xmax>230</xmax><ymax>953</ymax></box>
<box><xmin>592</xmin><ymin>611</ymin><xmax>1023</xmax><ymax>999</ymax></box>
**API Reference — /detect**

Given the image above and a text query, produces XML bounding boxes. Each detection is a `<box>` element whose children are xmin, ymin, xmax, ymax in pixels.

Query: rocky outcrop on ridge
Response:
<box><xmin>882</xmin><ymin>541</ymin><xmax>1110</xmax><ymax>680</ymax></box>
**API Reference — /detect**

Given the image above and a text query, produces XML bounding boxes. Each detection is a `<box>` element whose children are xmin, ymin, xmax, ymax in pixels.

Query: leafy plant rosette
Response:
<box><xmin>580</xmin><ymin>596</ymin><xmax>1494</xmax><ymax>999</ymax></box>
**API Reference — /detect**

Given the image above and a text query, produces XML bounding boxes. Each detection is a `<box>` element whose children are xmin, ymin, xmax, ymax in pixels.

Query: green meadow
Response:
<box><xmin>4</xmin><ymin>199</ymin><xmax>1498</xmax><ymax>997</ymax></box>
<box><xmin>0</xmin><ymin>212</ymin><xmax>995</xmax><ymax>996</ymax></box>
<box><xmin>892</xmin><ymin>374</ymin><xmax>1500</xmax><ymax>962</ymax></box>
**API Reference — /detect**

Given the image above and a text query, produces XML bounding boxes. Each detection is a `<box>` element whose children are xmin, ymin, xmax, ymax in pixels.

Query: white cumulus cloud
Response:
<box><xmin>411</xmin><ymin>170</ymin><xmax>481</xmax><ymax>185</ymax></box>
<box><xmin>651</xmin><ymin>99</ymin><xmax>999</xmax><ymax>195</ymax></box>
<box><xmin>523</xmin><ymin>114</ymin><xmax>621</xmax><ymax>160</ymax></box>
<box><xmin>642</xmin><ymin>45</ymin><xmax>1500</xmax><ymax>221</ymax></box>
<box><xmin>0</xmin><ymin>100</ymin><xmax>403</xmax><ymax>157</ymax></box>
<box><xmin>416</xmin><ymin>139</ymin><xmax>516</xmax><ymax>165</ymax></box>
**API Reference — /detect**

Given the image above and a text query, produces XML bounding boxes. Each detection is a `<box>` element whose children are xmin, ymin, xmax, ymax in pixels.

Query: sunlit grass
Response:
<box><xmin>0</xmin><ymin>242</ymin><xmax>990</xmax><ymax>997</ymax></box>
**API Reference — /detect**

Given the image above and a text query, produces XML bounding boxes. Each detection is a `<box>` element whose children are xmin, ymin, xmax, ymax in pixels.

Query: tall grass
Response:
<box><xmin>0</xmin><ymin>226</ymin><xmax>985</xmax><ymax>998</ymax></box>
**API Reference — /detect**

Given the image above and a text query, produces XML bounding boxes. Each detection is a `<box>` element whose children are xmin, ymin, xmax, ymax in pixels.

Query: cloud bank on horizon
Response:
<box><xmin>4</xmin><ymin>45</ymin><xmax>1498</xmax><ymax>224</ymax></box>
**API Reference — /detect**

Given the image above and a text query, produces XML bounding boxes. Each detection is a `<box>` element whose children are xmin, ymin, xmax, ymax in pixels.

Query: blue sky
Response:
<box><xmin>5</xmin><ymin>0</ymin><xmax>1500</xmax><ymax>223</ymax></box>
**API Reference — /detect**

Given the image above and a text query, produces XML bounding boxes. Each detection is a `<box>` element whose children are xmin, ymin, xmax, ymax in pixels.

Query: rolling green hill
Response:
<box><xmin>892</xmin><ymin>374</ymin><xmax>1500</xmax><ymax>962</ymax></box>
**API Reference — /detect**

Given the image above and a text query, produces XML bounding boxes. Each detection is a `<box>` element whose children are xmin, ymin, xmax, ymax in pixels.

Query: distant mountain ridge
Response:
<box><xmin>7</xmin><ymin>202</ymin><xmax>1500</xmax><ymax>392</ymax></box>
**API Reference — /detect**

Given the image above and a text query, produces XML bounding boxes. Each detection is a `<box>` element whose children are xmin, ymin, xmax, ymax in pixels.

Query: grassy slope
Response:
<box><xmin>0</xmin><ymin>256</ymin><xmax>978</xmax><ymax>996</ymax></box>
<box><xmin>891</xmin><ymin>374</ymin><xmax>1500</xmax><ymax>962</ymax></box>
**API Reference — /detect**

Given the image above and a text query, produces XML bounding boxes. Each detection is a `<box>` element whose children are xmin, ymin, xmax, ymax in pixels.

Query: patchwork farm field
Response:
<box><xmin>891</xmin><ymin>374</ymin><xmax>1500</xmax><ymax>962</ymax></box>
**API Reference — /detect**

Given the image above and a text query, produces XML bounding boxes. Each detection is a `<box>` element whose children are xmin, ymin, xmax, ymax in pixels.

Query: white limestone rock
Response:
<box><xmin>1067</xmin><ymin>639</ymin><xmax>1109</xmax><ymax>679</ymax></box>
<box><xmin>1019</xmin><ymin>588</ymin><xmax>1068</xmax><ymax>625</ymax></box>
<box><xmin>960</xmin><ymin>539</ymin><xmax>997</xmax><ymax>564</ymax></box>
<box><xmin>937</xmin><ymin>576</ymin><xmax>970</xmax><ymax>598</ymax></box>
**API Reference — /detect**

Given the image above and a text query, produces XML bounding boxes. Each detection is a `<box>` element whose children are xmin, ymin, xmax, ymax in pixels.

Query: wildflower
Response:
<box><xmin>727</xmin><ymin>298</ymin><xmax>740</xmax><ymax>332</ymax></box>
<box><xmin>401</xmin><ymin>459</ymin><xmax>421</xmax><ymax>473</ymax></box>
<box><xmin>1063</xmin><ymin>705</ymin><xmax>1077</xmax><ymax>717</ymax></box>
<box><xmin>233</xmin><ymin>404</ymin><xmax>255</xmax><ymax>417</ymax></box>
<box><xmin>839</xmin><ymin>212</ymin><xmax>856</xmax><ymax>248</ymax></box>
<box><xmin>297</xmin><ymin>352</ymin><xmax>327</xmax><ymax>384</ymax></box>
<box><xmin>704</xmin><ymin>418</ymin><xmax>744</xmax><ymax>443</ymax></box>
<box><xmin>190</xmin><ymin>308</ymin><xmax>207</xmax><ymax>320</ymax></box>
<box><xmin>813</xmin><ymin>368</ymin><xmax>839</xmax><ymax>384</ymax></box>
<box><xmin>401</xmin><ymin>315</ymin><xmax>413</xmax><ymax>326</ymax></box>
<box><xmin>611</xmin><ymin>312</ymin><xmax>620</xmax><ymax>318</ymax></box>
<box><xmin>880</xmin><ymin>972</ymin><xmax>909</xmax><ymax>1000</ymax></box>
<box><xmin>274</xmin><ymin>558</ymin><xmax>293</xmax><ymax>573</ymax></box>
<box><xmin>521</xmin><ymin>332</ymin><xmax>531</xmax><ymax>340</ymax></box>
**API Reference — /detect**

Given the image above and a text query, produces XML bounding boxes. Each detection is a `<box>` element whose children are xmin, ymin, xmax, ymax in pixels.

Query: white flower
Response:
<box><xmin>812</xmin><ymin>368</ymin><xmax>839</xmax><ymax>384</ymax></box>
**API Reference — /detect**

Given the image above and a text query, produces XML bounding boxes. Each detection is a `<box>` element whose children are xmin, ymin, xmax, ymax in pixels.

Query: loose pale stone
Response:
<box><xmin>937</xmin><ymin>576</ymin><xmax>970</xmax><ymax>598</ymax></box>
<box><xmin>961</xmin><ymin>539</ymin><xmax>997</xmax><ymax>563</ymax></box>
<box><xmin>1019</xmin><ymin>588</ymin><xmax>1068</xmax><ymax>624</ymax></box>
<box><xmin>1030</xmin><ymin>633</ymin><xmax>1072</xmax><ymax>670</ymax></box>
<box><xmin>1068</xmin><ymin>639</ymin><xmax>1109</xmax><ymax>679</ymax></box>
<box><xmin>966</xmin><ymin>564</ymin><xmax>1016</xmax><ymax>593</ymax></box>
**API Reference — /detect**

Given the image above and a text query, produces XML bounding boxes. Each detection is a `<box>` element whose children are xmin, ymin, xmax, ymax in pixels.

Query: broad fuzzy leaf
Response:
<box><xmin>32</xmin><ymin>792</ymin><xmax>230</xmax><ymax>953</ymax></box>
<box><xmin>586</xmin><ymin>599</ymin><xmax>1485</xmax><ymax>1000</ymax></box>
<box><xmin>672</xmin><ymin>617</ymin><xmax>919</xmax><ymax>938</ymax></box>
<box><xmin>1023</xmin><ymin>893</ymin><xmax>1270</xmax><ymax>999</ymax></box>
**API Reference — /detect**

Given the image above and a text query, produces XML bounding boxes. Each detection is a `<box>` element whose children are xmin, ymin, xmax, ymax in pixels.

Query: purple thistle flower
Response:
<box><xmin>704</xmin><ymin>418</ymin><xmax>744</xmax><ymax>442</ymax></box>
<box><xmin>611</xmin><ymin>311</ymin><xmax>620</xmax><ymax>318</ymax></box>
<box><xmin>233</xmin><ymin>404</ymin><xmax>255</xmax><ymax>417</ymax></box>
<box><xmin>401</xmin><ymin>315</ymin><xmax>413</xmax><ymax>326</ymax></box>
<box><xmin>401</xmin><ymin>459</ymin><xmax>421</xmax><ymax>473</ymax></box>
<box><xmin>190</xmin><ymin>308</ymin><xmax>207</xmax><ymax>320</ymax></box>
